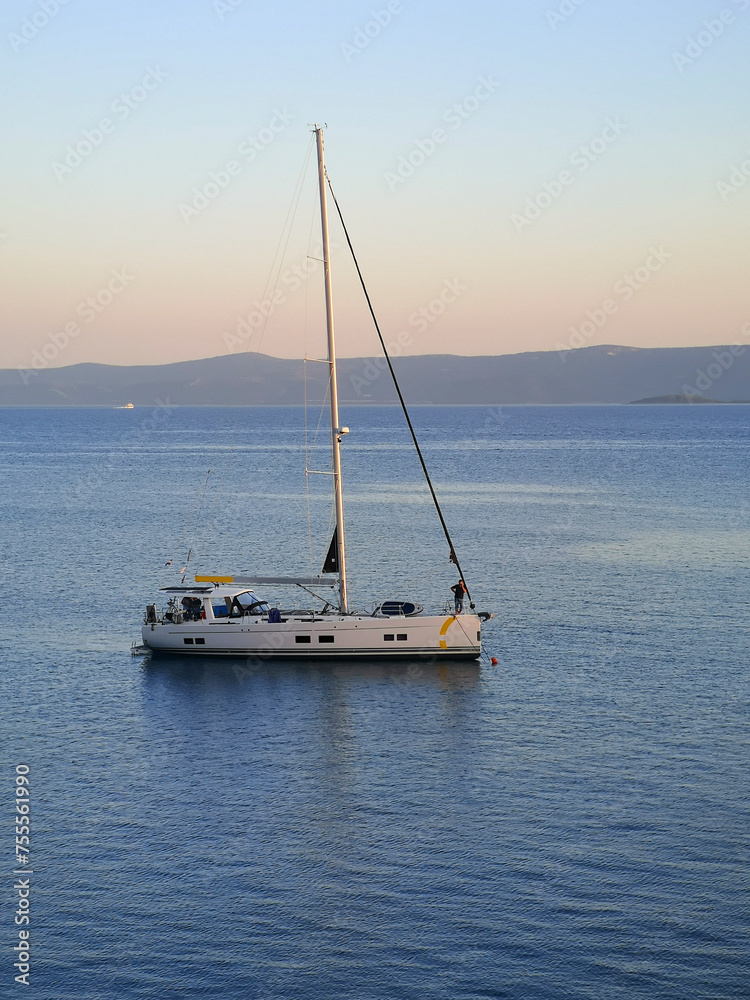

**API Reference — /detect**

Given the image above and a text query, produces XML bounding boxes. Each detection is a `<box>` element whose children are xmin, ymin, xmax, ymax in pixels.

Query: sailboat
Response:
<box><xmin>140</xmin><ymin>126</ymin><xmax>489</xmax><ymax>660</ymax></box>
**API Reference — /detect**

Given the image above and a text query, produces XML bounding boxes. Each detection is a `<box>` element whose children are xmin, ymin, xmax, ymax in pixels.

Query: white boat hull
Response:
<box><xmin>142</xmin><ymin>613</ymin><xmax>482</xmax><ymax>660</ymax></box>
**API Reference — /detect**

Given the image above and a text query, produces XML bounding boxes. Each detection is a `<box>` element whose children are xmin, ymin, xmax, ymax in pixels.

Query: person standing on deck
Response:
<box><xmin>451</xmin><ymin>579</ymin><xmax>468</xmax><ymax>615</ymax></box>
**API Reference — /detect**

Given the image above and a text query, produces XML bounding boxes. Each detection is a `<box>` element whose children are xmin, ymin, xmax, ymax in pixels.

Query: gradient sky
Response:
<box><xmin>3</xmin><ymin>0</ymin><xmax>749</xmax><ymax>368</ymax></box>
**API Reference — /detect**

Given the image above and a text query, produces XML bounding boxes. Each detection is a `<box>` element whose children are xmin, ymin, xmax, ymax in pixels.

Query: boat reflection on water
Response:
<box><xmin>138</xmin><ymin>650</ymin><xmax>481</xmax><ymax>692</ymax></box>
<box><xmin>329</xmin><ymin>658</ymin><xmax>480</xmax><ymax>690</ymax></box>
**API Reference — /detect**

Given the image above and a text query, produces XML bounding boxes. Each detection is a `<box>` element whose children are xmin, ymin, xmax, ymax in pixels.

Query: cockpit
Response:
<box><xmin>148</xmin><ymin>585</ymin><xmax>272</xmax><ymax>625</ymax></box>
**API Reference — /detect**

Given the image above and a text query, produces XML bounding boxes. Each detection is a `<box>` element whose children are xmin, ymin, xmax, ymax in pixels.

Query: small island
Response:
<box><xmin>629</xmin><ymin>394</ymin><xmax>725</xmax><ymax>404</ymax></box>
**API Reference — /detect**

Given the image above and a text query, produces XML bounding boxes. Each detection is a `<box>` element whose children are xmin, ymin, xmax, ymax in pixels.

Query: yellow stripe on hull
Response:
<box><xmin>438</xmin><ymin>615</ymin><xmax>457</xmax><ymax>649</ymax></box>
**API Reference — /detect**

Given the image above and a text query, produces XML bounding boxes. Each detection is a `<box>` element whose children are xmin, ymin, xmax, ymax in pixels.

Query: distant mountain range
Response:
<box><xmin>3</xmin><ymin>344</ymin><xmax>749</xmax><ymax>406</ymax></box>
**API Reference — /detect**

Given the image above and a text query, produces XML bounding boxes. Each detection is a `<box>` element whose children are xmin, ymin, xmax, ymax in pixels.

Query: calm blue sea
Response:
<box><xmin>2</xmin><ymin>404</ymin><xmax>748</xmax><ymax>1000</ymax></box>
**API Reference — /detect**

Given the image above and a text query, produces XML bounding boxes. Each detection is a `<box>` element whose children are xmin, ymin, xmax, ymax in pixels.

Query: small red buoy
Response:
<box><xmin>491</xmin><ymin>657</ymin><xmax>498</xmax><ymax>666</ymax></box>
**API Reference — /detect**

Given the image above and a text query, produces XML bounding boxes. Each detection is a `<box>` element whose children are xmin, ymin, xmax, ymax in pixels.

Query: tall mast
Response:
<box><xmin>314</xmin><ymin>125</ymin><xmax>348</xmax><ymax>613</ymax></box>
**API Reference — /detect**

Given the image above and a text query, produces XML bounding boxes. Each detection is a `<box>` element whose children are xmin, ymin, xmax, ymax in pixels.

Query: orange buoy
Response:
<box><xmin>491</xmin><ymin>657</ymin><xmax>498</xmax><ymax>666</ymax></box>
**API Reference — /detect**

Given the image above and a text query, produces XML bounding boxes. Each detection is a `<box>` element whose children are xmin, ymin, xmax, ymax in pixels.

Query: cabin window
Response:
<box><xmin>397</xmin><ymin>634</ymin><xmax>407</xmax><ymax>641</ymax></box>
<box><xmin>231</xmin><ymin>591</ymin><xmax>270</xmax><ymax>617</ymax></box>
<box><xmin>477</xmin><ymin>631</ymin><xmax>480</xmax><ymax>640</ymax></box>
<box><xmin>318</xmin><ymin>635</ymin><xmax>334</xmax><ymax>643</ymax></box>
<box><xmin>383</xmin><ymin>634</ymin><xmax>394</xmax><ymax>641</ymax></box>
<box><xmin>183</xmin><ymin>638</ymin><xmax>194</xmax><ymax>645</ymax></box>
<box><xmin>295</xmin><ymin>635</ymin><xmax>311</xmax><ymax>644</ymax></box>
<box><xmin>196</xmin><ymin>638</ymin><xmax>205</xmax><ymax>645</ymax></box>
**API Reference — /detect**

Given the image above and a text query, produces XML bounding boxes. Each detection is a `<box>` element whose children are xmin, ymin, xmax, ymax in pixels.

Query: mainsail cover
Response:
<box><xmin>322</xmin><ymin>528</ymin><xmax>339</xmax><ymax>574</ymax></box>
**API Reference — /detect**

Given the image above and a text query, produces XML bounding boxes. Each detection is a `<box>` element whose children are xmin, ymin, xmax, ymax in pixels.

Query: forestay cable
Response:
<box><xmin>324</xmin><ymin>172</ymin><xmax>474</xmax><ymax>608</ymax></box>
